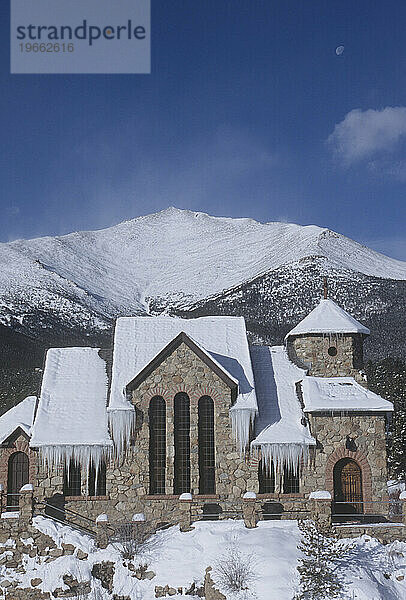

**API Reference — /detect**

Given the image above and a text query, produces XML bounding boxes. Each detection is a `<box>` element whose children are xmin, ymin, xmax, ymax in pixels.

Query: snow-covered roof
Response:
<box><xmin>0</xmin><ymin>396</ymin><xmax>36</xmax><ymax>444</ymax></box>
<box><xmin>108</xmin><ymin>315</ymin><xmax>258</xmax><ymax>454</ymax></box>
<box><xmin>285</xmin><ymin>298</ymin><xmax>370</xmax><ymax>338</ymax></box>
<box><xmin>109</xmin><ymin>316</ymin><xmax>257</xmax><ymax>412</ymax></box>
<box><xmin>30</xmin><ymin>347</ymin><xmax>112</xmax><ymax>470</ymax></box>
<box><xmin>250</xmin><ymin>346</ymin><xmax>315</xmax><ymax>472</ymax></box>
<box><xmin>302</xmin><ymin>376</ymin><xmax>393</xmax><ymax>413</ymax></box>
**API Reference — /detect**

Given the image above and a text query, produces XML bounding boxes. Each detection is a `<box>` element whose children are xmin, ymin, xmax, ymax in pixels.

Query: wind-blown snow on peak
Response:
<box><xmin>0</xmin><ymin>208</ymin><xmax>405</xmax><ymax>328</ymax></box>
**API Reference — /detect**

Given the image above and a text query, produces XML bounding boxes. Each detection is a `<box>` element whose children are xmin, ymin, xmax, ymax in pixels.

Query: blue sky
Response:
<box><xmin>1</xmin><ymin>1</ymin><xmax>406</xmax><ymax>260</ymax></box>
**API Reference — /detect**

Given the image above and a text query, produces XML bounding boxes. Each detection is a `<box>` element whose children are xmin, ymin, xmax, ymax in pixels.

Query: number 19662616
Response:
<box><xmin>19</xmin><ymin>43</ymin><xmax>74</xmax><ymax>52</ymax></box>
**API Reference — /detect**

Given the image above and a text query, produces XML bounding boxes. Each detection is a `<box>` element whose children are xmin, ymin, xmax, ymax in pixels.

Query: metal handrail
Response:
<box><xmin>332</xmin><ymin>499</ymin><xmax>403</xmax><ymax>524</ymax></box>
<box><xmin>35</xmin><ymin>500</ymin><xmax>98</xmax><ymax>535</ymax></box>
<box><xmin>333</xmin><ymin>500</ymin><xmax>401</xmax><ymax>504</ymax></box>
<box><xmin>38</xmin><ymin>500</ymin><xmax>96</xmax><ymax>524</ymax></box>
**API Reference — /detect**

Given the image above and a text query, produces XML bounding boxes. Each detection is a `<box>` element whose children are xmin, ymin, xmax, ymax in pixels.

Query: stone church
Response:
<box><xmin>0</xmin><ymin>297</ymin><xmax>393</xmax><ymax>526</ymax></box>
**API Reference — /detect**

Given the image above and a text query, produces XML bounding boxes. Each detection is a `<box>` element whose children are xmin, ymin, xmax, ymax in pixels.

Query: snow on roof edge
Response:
<box><xmin>0</xmin><ymin>396</ymin><xmax>37</xmax><ymax>444</ymax></box>
<box><xmin>285</xmin><ymin>298</ymin><xmax>370</xmax><ymax>339</ymax></box>
<box><xmin>302</xmin><ymin>376</ymin><xmax>394</xmax><ymax>413</ymax></box>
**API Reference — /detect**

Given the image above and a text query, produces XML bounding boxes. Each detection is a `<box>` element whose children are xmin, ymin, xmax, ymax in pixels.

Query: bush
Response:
<box><xmin>111</xmin><ymin>521</ymin><xmax>161</xmax><ymax>561</ymax></box>
<box><xmin>215</xmin><ymin>543</ymin><xmax>257</xmax><ymax>593</ymax></box>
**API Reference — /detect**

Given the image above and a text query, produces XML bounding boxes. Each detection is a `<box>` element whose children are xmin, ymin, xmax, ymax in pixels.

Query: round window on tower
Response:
<box><xmin>328</xmin><ymin>346</ymin><xmax>337</xmax><ymax>357</ymax></box>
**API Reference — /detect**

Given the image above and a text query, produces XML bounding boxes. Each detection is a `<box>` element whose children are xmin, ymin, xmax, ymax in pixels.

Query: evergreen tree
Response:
<box><xmin>366</xmin><ymin>358</ymin><xmax>406</xmax><ymax>479</ymax></box>
<box><xmin>294</xmin><ymin>520</ymin><xmax>349</xmax><ymax>600</ymax></box>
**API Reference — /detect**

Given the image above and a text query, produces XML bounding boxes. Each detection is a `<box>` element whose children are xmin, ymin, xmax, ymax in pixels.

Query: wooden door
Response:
<box><xmin>334</xmin><ymin>458</ymin><xmax>363</xmax><ymax>514</ymax></box>
<box><xmin>7</xmin><ymin>452</ymin><xmax>29</xmax><ymax>509</ymax></box>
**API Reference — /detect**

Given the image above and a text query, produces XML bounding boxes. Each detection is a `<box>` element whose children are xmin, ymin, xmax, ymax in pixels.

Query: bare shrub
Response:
<box><xmin>215</xmin><ymin>544</ymin><xmax>257</xmax><ymax>593</ymax></box>
<box><xmin>110</xmin><ymin>521</ymin><xmax>162</xmax><ymax>561</ymax></box>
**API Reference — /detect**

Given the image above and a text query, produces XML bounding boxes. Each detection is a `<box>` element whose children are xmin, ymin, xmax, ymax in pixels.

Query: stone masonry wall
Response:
<box><xmin>303</xmin><ymin>414</ymin><xmax>389</xmax><ymax>504</ymax></box>
<box><xmin>0</xmin><ymin>433</ymin><xmax>37</xmax><ymax>504</ymax></box>
<box><xmin>58</xmin><ymin>342</ymin><xmax>258</xmax><ymax>524</ymax></box>
<box><xmin>129</xmin><ymin>342</ymin><xmax>257</xmax><ymax>497</ymax></box>
<box><xmin>288</xmin><ymin>333</ymin><xmax>365</xmax><ymax>383</ymax></box>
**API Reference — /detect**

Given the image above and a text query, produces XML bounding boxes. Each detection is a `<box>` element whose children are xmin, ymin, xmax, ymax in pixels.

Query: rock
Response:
<box><xmin>52</xmin><ymin>587</ymin><xmax>65</xmax><ymax>597</ymax></box>
<box><xmin>76</xmin><ymin>549</ymin><xmax>88</xmax><ymax>560</ymax></box>
<box><xmin>396</xmin><ymin>575</ymin><xmax>404</xmax><ymax>581</ymax></box>
<box><xmin>31</xmin><ymin>578</ymin><xmax>43</xmax><ymax>587</ymax></box>
<box><xmin>0</xmin><ymin>580</ymin><xmax>12</xmax><ymax>588</ymax></box>
<box><xmin>168</xmin><ymin>588</ymin><xmax>177</xmax><ymax>596</ymax></box>
<box><xmin>49</xmin><ymin>548</ymin><xmax>64</xmax><ymax>558</ymax></box>
<box><xmin>62</xmin><ymin>543</ymin><xmax>75</xmax><ymax>555</ymax></box>
<box><xmin>92</xmin><ymin>562</ymin><xmax>115</xmax><ymax>593</ymax></box>
<box><xmin>185</xmin><ymin>582</ymin><xmax>196</xmax><ymax>595</ymax></box>
<box><xmin>155</xmin><ymin>586</ymin><xmax>165</xmax><ymax>598</ymax></box>
<box><xmin>144</xmin><ymin>570</ymin><xmax>156</xmax><ymax>580</ymax></box>
<box><xmin>63</xmin><ymin>574</ymin><xmax>79</xmax><ymax>588</ymax></box>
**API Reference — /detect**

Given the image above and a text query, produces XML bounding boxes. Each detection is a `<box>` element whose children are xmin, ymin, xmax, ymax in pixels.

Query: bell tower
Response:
<box><xmin>285</xmin><ymin>286</ymin><xmax>370</xmax><ymax>383</ymax></box>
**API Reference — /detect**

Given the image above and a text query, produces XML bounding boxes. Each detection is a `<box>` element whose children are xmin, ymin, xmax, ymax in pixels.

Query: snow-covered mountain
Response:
<box><xmin>1</xmin><ymin>207</ymin><xmax>405</xmax><ymax>334</ymax></box>
<box><xmin>1</xmin><ymin>207</ymin><xmax>406</xmax><ymax>410</ymax></box>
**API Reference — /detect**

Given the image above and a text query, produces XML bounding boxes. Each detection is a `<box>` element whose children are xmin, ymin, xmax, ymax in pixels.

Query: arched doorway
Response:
<box><xmin>333</xmin><ymin>458</ymin><xmax>363</xmax><ymax>515</ymax></box>
<box><xmin>7</xmin><ymin>452</ymin><xmax>29</xmax><ymax>510</ymax></box>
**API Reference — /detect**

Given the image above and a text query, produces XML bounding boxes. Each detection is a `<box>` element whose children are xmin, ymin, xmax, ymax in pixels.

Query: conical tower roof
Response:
<box><xmin>285</xmin><ymin>298</ymin><xmax>370</xmax><ymax>339</ymax></box>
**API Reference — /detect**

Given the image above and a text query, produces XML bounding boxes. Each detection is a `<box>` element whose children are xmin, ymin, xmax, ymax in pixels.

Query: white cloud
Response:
<box><xmin>327</xmin><ymin>106</ymin><xmax>406</xmax><ymax>165</ymax></box>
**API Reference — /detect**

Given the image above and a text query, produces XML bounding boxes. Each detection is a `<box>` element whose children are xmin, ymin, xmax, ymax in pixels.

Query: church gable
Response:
<box><xmin>1</xmin><ymin>426</ymin><xmax>30</xmax><ymax>447</ymax></box>
<box><xmin>126</xmin><ymin>337</ymin><xmax>253</xmax><ymax>498</ymax></box>
<box><xmin>126</xmin><ymin>331</ymin><xmax>239</xmax><ymax>399</ymax></box>
<box><xmin>129</xmin><ymin>336</ymin><xmax>236</xmax><ymax>407</ymax></box>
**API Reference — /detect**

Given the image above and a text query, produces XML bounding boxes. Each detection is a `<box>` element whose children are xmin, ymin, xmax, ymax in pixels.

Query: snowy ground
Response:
<box><xmin>0</xmin><ymin>518</ymin><xmax>405</xmax><ymax>599</ymax></box>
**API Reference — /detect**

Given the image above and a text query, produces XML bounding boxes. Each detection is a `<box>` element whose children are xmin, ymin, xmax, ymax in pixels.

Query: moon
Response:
<box><xmin>335</xmin><ymin>45</ymin><xmax>344</xmax><ymax>56</ymax></box>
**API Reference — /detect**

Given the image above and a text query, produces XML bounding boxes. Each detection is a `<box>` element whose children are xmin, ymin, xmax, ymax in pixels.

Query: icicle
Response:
<box><xmin>230</xmin><ymin>409</ymin><xmax>256</xmax><ymax>454</ymax></box>
<box><xmin>38</xmin><ymin>444</ymin><xmax>112</xmax><ymax>478</ymax></box>
<box><xmin>251</xmin><ymin>442</ymin><xmax>310</xmax><ymax>476</ymax></box>
<box><xmin>107</xmin><ymin>408</ymin><xmax>136</xmax><ymax>459</ymax></box>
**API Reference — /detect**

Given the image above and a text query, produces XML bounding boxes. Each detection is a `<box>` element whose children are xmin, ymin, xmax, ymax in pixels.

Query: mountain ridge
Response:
<box><xmin>1</xmin><ymin>208</ymin><xmax>405</xmax><ymax>321</ymax></box>
<box><xmin>1</xmin><ymin>207</ymin><xmax>405</xmax><ymax>411</ymax></box>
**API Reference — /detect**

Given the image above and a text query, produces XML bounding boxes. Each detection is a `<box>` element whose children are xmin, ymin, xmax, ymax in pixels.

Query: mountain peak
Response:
<box><xmin>1</xmin><ymin>208</ymin><xmax>405</xmax><ymax>329</ymax></box>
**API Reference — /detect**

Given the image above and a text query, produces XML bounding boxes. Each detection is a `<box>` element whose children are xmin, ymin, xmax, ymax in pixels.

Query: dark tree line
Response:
<box><xmin>366</xmin><ymin>357</ymin><xmax>406</xmax><ymax>480</ymax></box>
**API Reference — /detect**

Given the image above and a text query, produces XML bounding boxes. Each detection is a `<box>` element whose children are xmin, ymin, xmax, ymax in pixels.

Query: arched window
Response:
<box><xmin>333</xmin><ymin>458</ymin><xmax>363</xmax><ymax>514</ymax></box>
<box><xmin>283</xmin><ymin>466</ymin><xmax>299</xmax><ymax>494</ymax></box>
<box><xmin>63</xmin><ymin>460</ymin><xmax>81</xmax><ymax>496</ymax></box>
<box><xmin>258</xmin><ymin>460</ymin><xmax>275</xmax><ymax>494</ymax></box>
<box><xmin>149</xmin><ymin>396</ymin><xmax>166</xmax><ymax>495</ymax></box>
<box><xmin>198</xmin><ymin>396</ymin><xmax>215</xmax><ymax>494</ymax></box>
<box><xmin>7</xmin><ymin>452</ymin><xmax>29</xmax><ymax>509</ymax></box>
<box><xmin>88</xmin><ymin>461</ymin><xmax>107</xmax><ymax>496</ymax></box>
<box><xmin>174</xmin><ymin>392</ymin><xmax>190</xmax><ymax>494</ymax></box>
